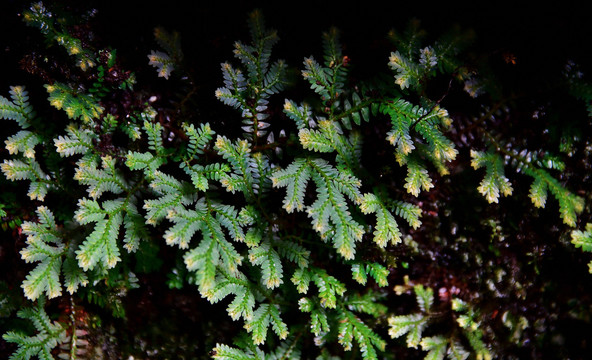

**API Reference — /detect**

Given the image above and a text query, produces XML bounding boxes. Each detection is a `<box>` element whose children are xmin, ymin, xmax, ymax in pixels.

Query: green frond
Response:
<box><xmin>148</xmin><ymin>50</ymin><xmax>175</xmax><ymax>79</ymax></box>
<box><xmin>325</xmin><ymin>164</ymin><xmax>363</xmax><ymax>204</ymax></box>
<box><xmin>184</xmin><ymin>235</ymin><xmax>219</xmax><ymax>292</ymax></box>
<box><xmin>249</xmin><ymin>152</ymin><xmax>273</xmax><ymax>195</ymax></box>
<box><xmin>143</xmin><ymin>191</ymin><xmax>188</xmax><ymax>226</ymax></box>
<box><xmin>75</xmin><ymin>210</ymin><xmax>123</xmax><ymax>271</ymax></box>
<box><xmin>267</xmin><ymin>336</ymin><xmax>302</xmax><ymax>360</ymax></box>
<box><xmin>392</xmin><ymin>200</ymin><xmax>422</xmax><ymax>229</ymax></box>
<box><xmin>1</xmin><ymin>158</ymin><xmax>47</xmax><ymax>183</ymax></box>
<box><xmin>238</xmin><ymin>206</ymin><xmax>257</xmax><ymax>227</ymax></box>
<box><xmin>185</xmin><ymin>163</ymin><xmax>231</xmax><ymax>192</ymax></box>
<box><xmin>283</xmin><ymin>100</ymin><xmax>313</xmax><ymax>130</ymax></box>
<box><xmin>244</xmin><ymin>303</ymin><xmax>288</xmax><ymax>345</ymax></box>
<box><xmin>381</xmin><ymin>99</ymin><xmax>455</xmax><ymax>166</ymax></box>
<box><xmin>298</xmin><ymin>297</ymin><xmax>330</xmax><ymax>336</ymax></box>
<box><xmin>214</xmin><ymin>202</ymin><xmax>247</xmax><ymax>242</ymax></box>
<box><xmin>414</xmin><ymin>284</ymin><xmax>434</xmax><ymax>313</ymax></box>
<box><xmin>528</xmin><ymin>177</ymin><xmax>548</xmax><ymax>208</ymax></box>
<box><xmin>300</xmin><ymin>120</ymin><xmax>361</xmax><ymax>169</ymax></box>
<box><xmin>245</xmin><ymin>228</ymin><xmax>263</xmax><ymax>248</ymax></box>
<box><xmin>240</xmin><ymin>10</ymin><xmax>279</xmax><ymax>79</ymax></box>
<box><xmin>226</xmin><ymin>285</ymin><xmax>256</xmax><ymax>321</ymax></box>
<box><xmin>312</xmin><ymin>268</ymin><xmax>346</xmax><ymax>309</ymax></box>
<box><xmin>338</xmin><ymin>309</ymin><xmax>386</xmax><ymax>359</ymax></box>
<box><xmin>322</xmin><ymin>27</ymin><xmax>343</xmax><ymax>66</ymax></box>
<box><xmin>298</xmin><ymin>128</ymin><xmax>334</xmax><ymax>153</ymax></box>
<box><xmin>338</xmin><ymin>92</ymin><xmax>372</xmax><ymax>128</ymax></box>
<box><xmin>271</xmin><ymin>158</ymin><xmax>311</xmax><ymax>213</ymax></box>
<box><xmin>21</xmin><ymin>252</ymin><xmax>64</xmax><ymax>301</ymax></box>
<box><xmin>45</xmin><ymin>83</ymin><xmax>102</xmax><ymax>123</ymax></box>
<box><xmin>389</xmin><ymin>51</ymin><xmax>418</xmax><ymax>89</ymax></box>
<box><xmin>180</xmin><ymin>203</ymin><xmax>243</xmax><ymax>291</ymax></box>
<box><xmin>271</xmin><ymin>158</ymin><xmax>364</xmax><ymax>259</ymax></box>
<box><xmin>74</xmin><ymin>198</ymin><xmax>105</xmax><ymax>224</ymax></box>
<box><xmin>450</xmin><ymin>298</ymin><xmax>468</xmax><ymax>312</ymax></box>
<box><xmin>206</xmin><ymin>214</ymin><xmax>242</xmax><ymax>274</ymax></box>
<box><xmin>345</xmin><ymin>292</ymin><xmax>388</xmax><ymax>317</ymax></box>
<box><xmin>62</xmin><ymin>256</ymin><xmax>88</xmax><ymax>294</ymax></box>
<box><xmin>216</xmin><ymin>64</ymin><xmax>246</xmax><ymax>109</ymax></box>
<box><xmin>183</xmin><ymin>122</ymin><xmax>215</xmax><ymax>159</ymax></box>
<box><xmin>248</xmin><ymin>240</ymin><xmax>283</xmax><ymax>289</ymax></box>
<box><xmin>276</xmin><ymin>239</ymin><xmax>310</xmax><ymax>268</ymax></box>
<box><xmin>351</xmin><ymin>263</ymin><xmax>368</xmax><ymax>285</ymax></box>
<box><xmin>20</xmin><ymin>206</ymin><xmax>65</xmax><ymax>300</ymax></box>
<box><xmin>537</xmin><ymin>153</ymin><xmax>566</xmax><ymax>171</ymax></box>
<box><xmin>27</xmin><ymin>182</ymin><xmax>50</xmax><ymax>202</ymax></box>
<box><xmin>263</xmin><ymin>60</ymin><xmax>288</xmax><ymax>95</ymax></box>
<box><xmin>5</xmin><ymin>130</ymin><xmax>40</xmax><ymax>159</ymax></box>
<box><xmin>215</xmin><ymin>136</ymin><xmax>252</xmax><ymax>177</ymax></box>
<box><xmin>414</xmin><ymin>117</ymin><xmax>457</xmax><ymax>162</ymax></box>
<box><xmin>366</xmin><ymin>263</ymin><xmax>389</xmax><ymax>287</ymax></box>
<box><xmin>126</xmin><ymin>151</ymin><xmax>165</xmax><ymax>179</ymax></box>
<box><xmin>451</xmin><ymin>297</ymin><xmax>492</xmax><ymax>360</ymax></box>
<box><xmin>148</xmin><ymin>170</ymin><xmax>184</xmax><ymax>195</ymax></box>
<box><xmin>571</xmin><ymin>224</ymin><xmax>592</xmax><ymax>272</ymax></box>
<box><xmin>404</xmin><ymin>160</ymin><xmax>434</xmax><ymax>196</ymax></box>
<box><xmin>464</xmin><ymin>331</ymin><xmax>492</xmax><ymax>360</ymax></box>
<box><xmin>302</xmin><ymin>57</ymin><xmax>332</xmax><ymax>101</ymax></box>
<box><xmin>148</xmin><ymin>27</ymin><xmax>183</xmax><ymax>79</ymax></box>
<box><xmin>572</xmin><ymin>223</ymin><xmax>592</xmax><ymax>252</ymax></box>
<box><xmin>74</xmin><ymin>155</ymin><xmax>127</xmax><ymax>199</ymax></box>
<box><xmin>291</xmin><ymin>268</ymin><xmax>312</xmax><ymax>294</ymax></box>
<box><xmin>388</xmin><ymin>313</ymin><xmax>429</xmax><ymax>348</ymax></box>
<box><xmin>361</xmin><ymin>193</ymin><xmax>402</xmax><ymax>247</ymax></box>
<box><xmin>470</xmin><ymin>150</ymin><xmax>513</xmax><ymax>203</ymax></box>
<box><xmin>144</xmin><ymin>119</ymin><xmax>165</xmax><ymax>156</ymax></box>
<box><xmin>216</xmin><ymin>12</ymin><xmax>286</xmax><ymax>142</ymax></box>
<box><xmin>219</xmin><ymin>173</ymin><xmax>249</xmax><ymax>194</ymax></box>
<box><xmin>203</xmin><ymin>276</ymin><xmax>245</xmax><ymax>305</ymax></box>
<box><xmin>523</xmin><ymin>167</ymin><xmax>583</xmax><ymax>226</ymax></box>
<box><xmin>164</xmin><ymin>206</ymin><xmax>205</xmax><ymax>249</ymax></box>
<box><xmin>54</xmin><ymin>125</ymin><xmax>96</xmax><ymax>157</ymax></box>
<box><xmin>381</xmin><ymin>99</ymin><xmax>416</xmax><ymax>154</ymax></box>
<box><xmin>297</xmin><ymin>297</ymin><xmax>312</xmax><ymax>314</ymax></box>
<box><xmin>420</xmin><ymin>336</ymin><xmax>447</xmax><ymax>360</ymax></box>
<box><xmin>2</xmin><ymin>297</ymin><xmax>67</xmax><ymax>360</ymax></box>
<box><xmin>211</xmin><ymin>343</ymin><xmax>254</xmax><ymax>360</ymax></box>
<box><xmin>387</xmin><ymin>22</ymin><xmax>467</xmax><ymax>91</ymax></box>
<box><xmin>447</xmin><ymin>341</ymin><xmax>470</xmax><ymax>360</ymax></box>
<box><xmin>419</xmin><ymin>46</ymin><xmax>439</xmax><ymax>71</ymax></box>
<box><xmin>306</xmin><ymin>185</ymin><xmax>353</xmax><ymax>258</ymax></box>
<box><xmin>120</xmin><ymin>120</ymin><xmax>142</xmax><ymax>140</ymax></box>
<box><xmin>1</xmin><ymin>86</ymin><xmax>35</xmax><ymax>129</ymax></box>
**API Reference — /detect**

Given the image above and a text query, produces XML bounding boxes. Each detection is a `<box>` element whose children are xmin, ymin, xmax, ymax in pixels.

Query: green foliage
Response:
<box><xmin>23</xmin><ymin>2</ymin><xmax>96</xmax><ymax>71</ymax></box>
<box><xmin>20</xmin><ymin>206</ymin><xmax>67</xmax><ymax>300</ymax></box>
<box><xmin>389</xmin><ymin>284</ymin><xmax>491</xmax><ymax>359</ymax></box>
<box><xmin>470</xmin><ymin>150</ymin><xmax>513</xmax><ymax>204</ymax></box>
<box><xmin>0</xmin><ymin>86</ymin><xmax>35</xmax><ymax>129</ymax></box>
<box><xmin>148</xmin><ymin>27</ymin><xmax>184</xmax><ymax>79</ymax></box>
<box><xmin>571</xmin><ymin>223</ymin><xmax>592</xmax><ymax>272</ymax></box>
<box><xmin>1</xmin><ymin>2</ymin><xmax>591</xmax><ymax>359</ymax></box>
<box><xmin>2</xmin><ymin>297</ymin><xmax>67</xmax><ymax>360</ymax></box>
<box><xmin>214</xmin><ymin>10</ymin><xmax>287</xmax><ymax>144</ymax></box>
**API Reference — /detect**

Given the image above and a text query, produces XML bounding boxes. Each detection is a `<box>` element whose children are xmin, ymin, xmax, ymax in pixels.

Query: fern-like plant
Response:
<box><xmin>1</xmin><ymin>2</ymin><xmax>591</xmax><ymax>359</ymax></box>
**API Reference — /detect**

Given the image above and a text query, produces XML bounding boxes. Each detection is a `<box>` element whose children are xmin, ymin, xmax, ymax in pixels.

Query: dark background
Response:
<box><xmin>2</xmin><ymin>0</ymin><xmax>592</xmax><ymax>90</ymax></box>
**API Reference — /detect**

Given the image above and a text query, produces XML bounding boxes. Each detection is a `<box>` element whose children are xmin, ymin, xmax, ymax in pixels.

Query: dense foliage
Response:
<box><xmin>1</xmin><ymin>1</ymin><xmax>591</xmax><ymax>359</ymax></box>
